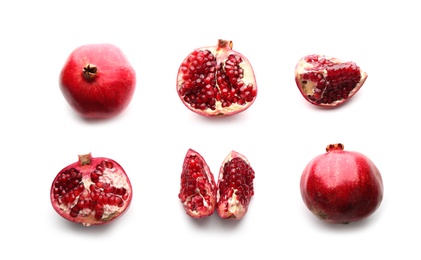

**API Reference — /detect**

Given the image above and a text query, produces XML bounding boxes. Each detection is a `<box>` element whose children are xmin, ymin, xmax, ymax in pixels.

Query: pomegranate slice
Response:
<box><xmin>177</xmin><ymin>39</ymin><xmax>258</xmax><ymax>116</ymax></box>
<box><xmin>300</xmin><ymin>144</ymin><xmax>384</xmax><ymax>224</ymax></box>
<box><xmin>216</xmin><ymin>151</ymin><xmax>255</xmax><ymax>220</ymax></box>
<box><xmin>178</xmin><ymin>149</ymin><xmax>217</xmax><ymax>218</ymax></box>
<box><xmin>295</xmin><ymin>54</ymin><xmax>367</xmax><ymax>107</ymax></box>
<box><xmin>50</xmin><ymin>153</ymin><xmax>132</xmax><ymax>226</ymax></box>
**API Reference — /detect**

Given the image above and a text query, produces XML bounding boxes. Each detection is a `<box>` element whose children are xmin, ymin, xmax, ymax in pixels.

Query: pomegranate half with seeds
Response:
<box><xmin>217</xmin><ymin>151</ymin><xmax>255</xmax><ymax>220</ymax></box>
<box><xmin>300</xmin><ymin>144</ymin><xmax>383</xmax><ymax>224</ymax></box>
<box><xmin>177</xmin><ymin>39</ymin><xmax>258</xmax><ymax>116</ymax></box>
<box><xmin>50</xmin><ymin>153</ymin><xmax>132</xmax><ymax>226</ymax></box>
<box><xmin>295</xmin><ymin>54</ymin><xmax>367</xmax><ymax>107</ymax></box>
<box><xmin>178</xmin><ymin>149</ymin><xmax>217</xmax><ymax>218</ymax></box>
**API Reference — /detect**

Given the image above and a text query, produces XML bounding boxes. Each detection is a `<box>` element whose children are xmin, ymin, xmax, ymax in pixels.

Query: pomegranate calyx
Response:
<box><xmin>217</xmin><ymin>39</ymin><xmax>233</xmax><ymax>50</ymax></box>
<box><xmin>326</xmin><ymin>143</ymin><xmax>344</xmax><ymax>152</ymax></box>
<box><xmin>83</xmin><ymin>64</ymin><xmax>98</xmax><ymax>80</ymax></box>
<box><xmin>78</xmin><ymin>153</ymin><xmax>92</xmax><ymax>166</ymax></box>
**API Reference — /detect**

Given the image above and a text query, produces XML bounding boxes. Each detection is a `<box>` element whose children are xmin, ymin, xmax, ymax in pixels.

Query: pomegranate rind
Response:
<box><xmin>59</xmin><ymin>44</ymin><xmax>136</xmax><ymax>119</ymax></box>
<box><xmin>300</xmin><ymin>144</ymin><xmax>383</xmax><ymax>224</ymax></box>
<box><xmin>176</xmin><ymin>40</ymin><xmax>258</xmax><ymax>117</ymax></box>
<box><xmin>178</xmin><ymin>149</ymin><xmax>217</xmax><ymax>218</ymax></box>
<box><xmin>294</xmin><ymin>54</ymin><xmax>367</xmax><ymax>108</ymax></box>
<box><xmin>216</xmin><ymin>151</ymin><xmax>255</xmax><ymax>220</ymax></box>
<box><xmin>50</xmin><ymin>153</ymin><xmax>133</xmax><ymax>226</ymax></box>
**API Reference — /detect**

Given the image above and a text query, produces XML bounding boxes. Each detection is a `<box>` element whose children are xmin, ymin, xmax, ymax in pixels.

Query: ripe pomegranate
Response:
<box><xmin>50</xmin><ymin>153</ymin><xmax>133</xmax><ymax>226</ymax></box>
<box><xmin>294</xmin><ymin>54</ymin><xmax>367</xmax><ymax>107</ymax></box>
<box><xmin>300</xmin><ymin>144</ymin><xmax>383</xmax><ymax>224</ymax></box>
<box><xmin>216</xmin><ymin>151</ymin><xmax>255</xmax><ymax>220</ymax></box>
<box><xmin>59</xmin><ymin>43</ymin><xmax>136</xmax><ymax>119</ymax></box>
<box><xmin>178</xmin><ymin>149</ymin><xmax>217</xmax><ymax>218</ymax></box>
<box><xmin>176</xmin><ymin>39</ymin><xmax>258</xmax><ymax>117</ymax></box>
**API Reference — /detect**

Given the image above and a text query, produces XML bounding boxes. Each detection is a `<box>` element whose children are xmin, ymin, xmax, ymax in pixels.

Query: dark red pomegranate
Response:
<box><xmin>59</xmin><ymin>43</ymin><xmax>136</xmax><ymax>119</ymax></box>
<box><xmin>295</xmin><ymin>54</ymin><xmax>367</xmax><ymax>107</ymax></box>
<box><xmin>50</xmin><ymin>153</ymin><xmax>133</xmax><ymax>226</ymax></box>
<box><xmin>177</xmin><ymin>39</ymin><xmax>257</xmax><ymax>117</ymax></box>
<box><xmin>216</xmin><ymin>151</ymin><xmax>255</xmax><ymax>220</ymax></box>
<box><xmin>300</xmin><ymin>144</ymin><xmax>383</xmax><ymax>224</ymax></box>
<box><xmin>178</xmin><ymin>149</ymin><xmax>217</xmax><ymax>218</ymax></box>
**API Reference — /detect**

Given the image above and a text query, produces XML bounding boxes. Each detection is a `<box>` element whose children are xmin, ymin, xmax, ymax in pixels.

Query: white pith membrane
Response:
<box><xmin>177</xmin><ymin>41</ymin><xmax>257</xmax><ymax>116</ymax></box>
<box><xmin>56</xmin><ymin>162</ymin><xmax>131</xmax><ymax>226</ymax></box>
<box><xmin>295</xmin><ymin>59</ymin><xmax>330</xmax><ymax>96</ymax></box>
<box><xmin>294</xmin><ymin>55</ymin><xmax>368</xmax><ymax>107</ymax></box>
<box><xmin>216</xmin><ymin>151</ymin><xmax>251</xmax><ymax>219</ymax></box>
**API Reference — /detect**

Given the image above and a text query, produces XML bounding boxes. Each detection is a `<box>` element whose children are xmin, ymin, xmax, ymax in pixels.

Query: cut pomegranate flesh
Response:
<box><xmin>50</xmin><ymin>153</ymin><xmax>132</xmax><ymax>226</ymax></box>
<box><xmin>216</xmin><ymin>151</ymin><xmax>255</xmax><ymax>219</ymax></box>
<box><xmin>178</xmin><ymin>149</ymin><xmax>217</xmax><ymax>218</ymax></box>
<box><xmin>177</xmin><ymin>39</ymin><xmax>257</xmax><ymax>116</ymax></box>
<box><xmin>295</xmin><ymin>54</ymin><xmax>367</xmax><ymax>107</ymax></box>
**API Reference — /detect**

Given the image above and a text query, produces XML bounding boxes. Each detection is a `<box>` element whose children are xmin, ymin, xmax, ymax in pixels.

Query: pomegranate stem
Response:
<box><xmin>217</xmin><ymin>39</ymin><xmax>233</xmax><ymax>50</ymax></box>
<box><xmin>326</xmin><ymin>143</ymin><xmax>344</xmax><ymax>152</ymax></box>
<box><xmin>78</xmin><ymin>153</ymin><xmax>92</xmax><ymax>166</ymax></box>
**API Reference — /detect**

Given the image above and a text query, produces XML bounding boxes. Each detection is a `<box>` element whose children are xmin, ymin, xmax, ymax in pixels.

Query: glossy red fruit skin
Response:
<box><xmin>50</xmin><ymin>153</ymin><xmax>133</xmax><ymax>226</ymax></box>
<box><xmin>294</xmin><ymin>54</ymin><xmax>367</xmax><ymax>108</ymax></box>
<box><xmin>300</xmin><ymin>144</ymin><xmax>383</xmax><ymax>224</ymax></box>
<box><xmin>59</xmin><ymin>44</ymin><xmax>136</xmax><ymax>119</ymax></box>
<box><xmin>177</xmin><ymin>39</ymin><xmax>257</xmax><ymax>117</ymax></box>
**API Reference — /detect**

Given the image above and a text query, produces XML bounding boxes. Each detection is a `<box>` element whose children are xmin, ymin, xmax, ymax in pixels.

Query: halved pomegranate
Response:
<box><xmin>50</xmin><ymin>153</ymin><xmax>132</xmax><ymax>226</ymax></box>
<box><xmin>294</xmin><ymin>54</ymin><xmax>367</xmax><ymax>107</ymax></box>
<box><xmin>178</xmin><ymin>149</ymin><xmax>217</xmax><ymax>218</ymax></box>
<box><xmin>216</xmin><ymin>151</ymin><xmax>255</xmax><ymax>220</ymax></box>
<box><xmin>177</xmin><ymin>39</ymin><xmax>258</xmax><ymax>116</ymax></box>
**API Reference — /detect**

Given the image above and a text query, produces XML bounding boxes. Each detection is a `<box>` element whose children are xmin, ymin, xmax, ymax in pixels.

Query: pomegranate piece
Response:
<box><xmin>50</xmin><ymin>153</ymin><xmax>133</xmax><ymax>226</ymax></box>
<box><xmin>300</xmin><ymin>144</ymin><xmax>383</xmax><ymax>224</ymax></box>
<box><xmin>216</xmin><ymin>151</ymin><xmax>255</xmax><ymax>220</ymax></box>
<box><xmin>59</xmin><ymin>43</ymin><xmax>136</xmax><ymax>119</ymax></box>
<box><xmin>294</xmin><ymin>54</ymin><xmax>367</xmax><ymax>107</ymax></box>
<box><xmin>177</xmin><ymin>39</ymin><xmax>258</xmax><ymax>117</ymax></box>
<box><xmin>178</xmin><ymin>149</ymin><xmax>217</xmax><ymax>218</ymax></box>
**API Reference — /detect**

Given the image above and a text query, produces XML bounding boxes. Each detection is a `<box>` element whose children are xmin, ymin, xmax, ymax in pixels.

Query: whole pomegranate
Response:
<box><xmin>59</xmin><ymin>43</ymin><xmax>136</xmax><ymax>119</ymax></box>
<box><xmin>295</xmin><ymin>54</ymin><xmax>367</xmax><ymax>107</ymax></box>
<box><xmin>50</xmin><ymin>153</ymin><xmax>133</xmax><ymax>226</ymax></box>
<box><xmin>178</xmin><ymin>149</ymin><xmax>217</xmax><ymax>218</ymax></box>
<box><xmin>176</xmin><ymin>39</ymin><xmax>258</xmax><ymax>117</ymax></box>
<box><xmin>216</xmin><ymin>151</ymin><xmax>255</xmax><ymax>220</ymax></box>
<box><xmin>300</xmin><ymin>144</ymin><xmax>383</xmax><ymax>224</ymax></box>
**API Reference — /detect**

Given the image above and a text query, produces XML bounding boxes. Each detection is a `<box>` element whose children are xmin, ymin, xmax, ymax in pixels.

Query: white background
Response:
<box><xmin>1</xmin><ymin>0</ymin><xmax>419</xmax><ymax>259</ymax></box>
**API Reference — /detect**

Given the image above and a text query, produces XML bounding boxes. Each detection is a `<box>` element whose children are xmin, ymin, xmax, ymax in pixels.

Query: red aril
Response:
<box><xmin>50</xmin><ymin>153</ymin><xmax>132</xmax><ymax>226</ymax></box>
<box><xmin>177</xmin><ymin>39</ymin><xmax>258</xmax><ymax>117</ymax></box>
<box><xmin>59</xmin><ymin>43</ymin><xmax>136</xmax><ymax>119</ymax></box>
<box><xmin>178</xmin><ymin>149</ymin><xmax>217</xmax><ymax>218</ymax></box>
<box><xmin>216</xmin><ymin>151</ymin><xmax>255</xmax><ymax>220</ymax></box>
<box><xmin>300</xmin><ymin>144</ymin><xmax>383</xmax><ymax>224</ymax></box>
<box><xmin>295</xmin><ymin>54</ymin><xmax>367</xmax><ymax>107</ymax></box>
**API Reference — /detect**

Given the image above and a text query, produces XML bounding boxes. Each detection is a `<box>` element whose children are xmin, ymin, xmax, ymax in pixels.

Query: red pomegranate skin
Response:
<box><xmin>59</xmin><ymin>44</ymin><xmax>136</xmax><ymax>119</ymax></box>
<box><xmin>300</xmin><ymin>144</ymin><xmax>383</xmax><ymax>224</ymax></box>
